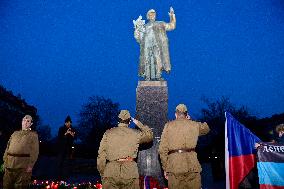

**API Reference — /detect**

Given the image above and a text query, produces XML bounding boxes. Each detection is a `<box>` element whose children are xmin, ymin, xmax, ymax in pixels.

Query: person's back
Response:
<box><xmin>159</xmin><ymin>104</ymin><xmax>210</xmax><ymax>189</ymax></box>
<box><xmin>160</xmin><ymin>118</ymin><xmax>209</xmax><ymax>175</ymax></box>
<box><xmin>165</xmin><ymin>119</ymin><xmax>203</xmax><ymax>148</ymax></box>
<box><xmin>100</xmin><ymin>125</ymin><xmax>142</xmax><ymax>181</ymax></box>
<box><xmin>97</xmin><ymin>110</ymin><xmax>153</xmax><ymax>189</ymax></box>
<box><xmin>104</xmin><ymin>126</ymin><xmax>141</xmax><ymax>161</ymax></box>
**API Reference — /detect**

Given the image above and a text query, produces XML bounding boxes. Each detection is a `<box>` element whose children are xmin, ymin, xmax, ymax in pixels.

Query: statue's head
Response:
<box><xmin>147</xmin><ymin>9</ymin><xmax>156</xmax><ymax>21</ymax></box>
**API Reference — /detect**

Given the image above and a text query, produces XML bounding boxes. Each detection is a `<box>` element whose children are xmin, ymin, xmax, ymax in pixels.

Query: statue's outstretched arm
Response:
<box><xmin>165</xmin><ymin>7</ymin><xmax>176</xmax><ymax>31</ymax></box>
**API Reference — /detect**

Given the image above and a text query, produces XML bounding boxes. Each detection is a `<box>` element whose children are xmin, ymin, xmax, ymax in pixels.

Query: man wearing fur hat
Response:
<box><xmin>97</xmin><ymin>110</ymin><xmax>153</xmax><ymax>189</ymax></box>
<box><xmin>3</xmin><ymin>115</ymin><xmax>39</xmax><ymax>189</ymax></box>
<box><xmin>159</xmin><ymin>104</ymin><xmax>210</xmax><ymax>189</ymax></box>
<box><xmin>57</xmin><ymin>115</ymin><xmax>76</xmax><ymax>178</ymax></box>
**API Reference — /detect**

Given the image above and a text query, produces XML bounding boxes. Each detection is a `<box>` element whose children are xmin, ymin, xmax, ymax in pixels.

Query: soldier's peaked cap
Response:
<box><xmin>118</xmin><ymin>110</ymin><xmax>131</xmax><ymax>120</ymax></box>
<box><xmin>175</xmin><ymin>104</ymin><xmax>188</xmax><ymax>113</ymax></box>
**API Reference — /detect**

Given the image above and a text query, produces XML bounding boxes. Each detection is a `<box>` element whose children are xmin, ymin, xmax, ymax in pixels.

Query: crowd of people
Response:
<box><xmin>2</xmin><ymin>103</ymin><xmax>211</xmax><ymax>189</ymax></box>
<box><xmin>2</xmin><ymin>104</ymin><xmax>283</xmax><ymax>189</ymax></box>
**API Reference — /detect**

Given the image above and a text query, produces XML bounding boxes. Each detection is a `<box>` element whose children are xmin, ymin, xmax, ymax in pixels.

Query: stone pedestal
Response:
<box><xmin>136</xmin><ymin>81</ymin><xmax>168</xmax><ymax>187</ymax></box>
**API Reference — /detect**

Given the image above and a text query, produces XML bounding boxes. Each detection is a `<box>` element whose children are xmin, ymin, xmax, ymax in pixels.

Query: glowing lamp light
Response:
<box><xmin>30</xmin><ymin>180</ymin><xmax>103</xmax><ymax>189</ymax></box>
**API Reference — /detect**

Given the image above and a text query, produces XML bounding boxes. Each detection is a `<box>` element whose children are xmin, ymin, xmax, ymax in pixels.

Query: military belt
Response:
<box><xmin>116</xmin><ymin>157</ymin><xmax>135</xmax><ymax>162</ymax></box>
<box><xmin>7</xmin><ymin>152</ymin><xmax>30</xmax><ymax>157</ymax></box>
<box><xmin>168</xmin><ymin>148</ymin><xmax>195</xmax><ymax>155</ymax></box>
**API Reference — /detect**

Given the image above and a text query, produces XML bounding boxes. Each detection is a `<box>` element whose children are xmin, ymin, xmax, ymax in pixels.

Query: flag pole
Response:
<box><xmin>225</xmin><ymin>112</ymin><xmax>230</xmax><ymax>189</ymax></box>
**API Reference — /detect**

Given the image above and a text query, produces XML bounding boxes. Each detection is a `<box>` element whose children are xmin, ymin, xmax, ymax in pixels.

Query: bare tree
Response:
<box><xmin>199</xmin><ymin>96</ymin><xmax>256</xmax><ymax>180</ymax></box>
<box><xmin>200</xmin><ymin>96</ymin><xmax>255</xmax><ymax>136</ymax></box>
<box><xmin>78</xmin><ymin>96</ymin><xmax>119</xmax><ymax>144</ymax></box>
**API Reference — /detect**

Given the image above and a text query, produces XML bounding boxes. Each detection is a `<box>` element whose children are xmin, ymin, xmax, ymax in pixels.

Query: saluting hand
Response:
<box><xmin>131</xmin><ymin>117</ymin><xmax>139</xmax><ymax>125</ymax></box>
<box><xmin>186</xmin><ymin>114</ymin><xmax>191</xmax><ymax>120</ymax></box>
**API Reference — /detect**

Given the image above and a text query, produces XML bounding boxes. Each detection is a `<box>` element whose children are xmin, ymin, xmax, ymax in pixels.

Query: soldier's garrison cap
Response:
<box><xmin>175</xmin><ymin>104</ymin><xmax>188</xmax><ymax>113</ymax></box>
<box><xmin>118</xmin><ymin>110</ymin><xmax>131</xmax><ymax>120</ymax></box>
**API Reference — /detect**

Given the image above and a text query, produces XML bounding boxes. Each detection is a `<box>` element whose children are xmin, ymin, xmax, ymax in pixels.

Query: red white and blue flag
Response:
<box><xmin>225</xmin><ymin>112</ymin><xmax>261</xmax><ymax>189</ymax></box>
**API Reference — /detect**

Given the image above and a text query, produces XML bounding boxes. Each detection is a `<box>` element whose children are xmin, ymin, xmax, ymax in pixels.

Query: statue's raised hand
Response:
<box><xmin>169</xmin><ymin>7</ymin><xmax>175</xmax><ymax>16</ymax></box>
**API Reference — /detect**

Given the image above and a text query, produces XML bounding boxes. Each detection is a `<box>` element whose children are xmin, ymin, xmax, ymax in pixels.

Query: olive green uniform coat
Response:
<box><xmin>158</xmin><ymin>118</ymin><xmax>210</xmax><ymax>189</ymax></box>
<box><xmin>97</xmin><ymin>121</ymin><xmax>153</xmax><ymax>189</ymax></box>
<box><xmin>3</xmin><ymin>130</ymin><xmax>39</xmax><ymax>189</ymax></box>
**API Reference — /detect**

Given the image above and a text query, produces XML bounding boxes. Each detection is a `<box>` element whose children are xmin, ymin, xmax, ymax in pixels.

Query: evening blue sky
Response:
<box><xmin>1</xmin><ymin>0</ymin><xmax>284</xmax><ymax>135</ymax></box>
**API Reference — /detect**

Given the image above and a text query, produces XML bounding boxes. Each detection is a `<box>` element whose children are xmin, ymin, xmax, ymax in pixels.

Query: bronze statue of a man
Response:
<box><xmin>134</xmin><ymin>7</ymin><xmax>176</xmax><ymax>81</ymax></box>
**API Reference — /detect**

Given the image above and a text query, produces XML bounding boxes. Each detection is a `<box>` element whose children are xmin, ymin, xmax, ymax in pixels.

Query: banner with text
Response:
<box><xmin>257</xmin><ymin>143</ymin><xmax>284</xmax><ymax>189</ymax></box>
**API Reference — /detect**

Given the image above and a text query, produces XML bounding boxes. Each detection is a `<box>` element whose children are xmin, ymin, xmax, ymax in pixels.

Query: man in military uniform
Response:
<box><xmin>97</xmin><ymin>110</ymin><xmax>153</xmax><ymax>189</ymax></box>
<box><xmin>3</xmin><ymin>115</ymin><xmax>39</xmax><ymax>189</ymax></box>
<box><xmin>158</xmin><ymin>104</ymin><xmax>210</xmax><ymax>189</ymax></box>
